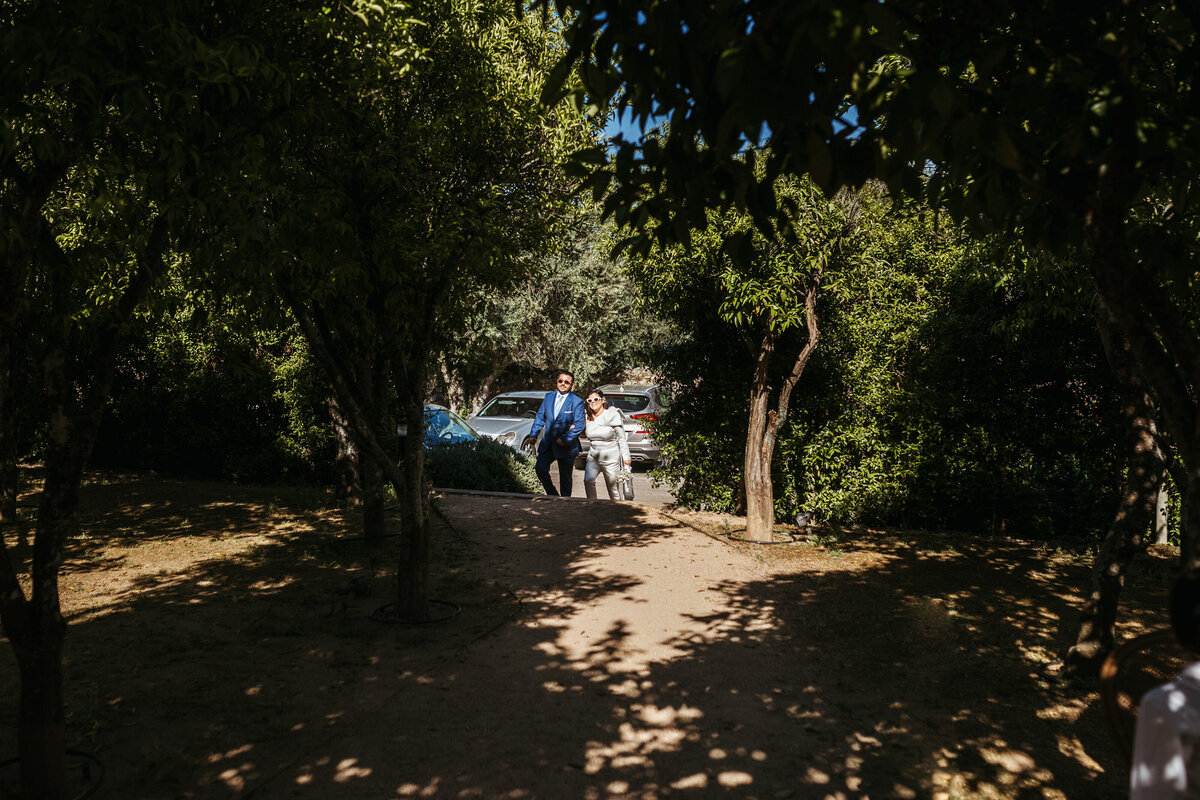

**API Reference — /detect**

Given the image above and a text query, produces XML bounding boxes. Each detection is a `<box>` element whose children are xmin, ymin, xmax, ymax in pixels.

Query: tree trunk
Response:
<box><xmin>438</xmin><ymin>362</ymin><xmax>465</xmax><ymax>413</ymax></box>
<box><xmin>0</xmin><ymin>214</ymin><xmax>166</xmax><ymax>798</ymax></box>
<box><xmin>741</xmin><ymin>278</ymin><xmax>822</xmax><ymax>543</ymax></box>
<box><xmin>11</xmin><ymin>383</ymin><xmax>104</xmax><ymax>799</ymax></box>
<box><xmin>5</xmin><ymin>356</ymin><xmax>108</xmax><ymax>798</ymax></box>
<box><xmin>743</xmin><ymin>380</ymin><xmax>775</xmax><ymax>542</ymax></box>
<box><xmin>1064</xmin><ymin>305</ymin><xmax>1167</xmax><ymax>676</ymax></box>
<box><xmin>16</xmin><ymin>653</ymin><xmax>67</xmax><ymax>800</ymax></box>
<box><xmin>14</xmin><ymin>491</ymin><xmax>71</xmax><ymax>800</ymax></box>
<box><xmin>0</xmin><ymin>252</ymin><xmax>20</xmax><ymax>526</ymax></box>
<box><xmin>1154</xmin><ymin>482</ymin><xmax>1170</xmax><ymax>545</ymax></box>
<box><xmin>1184</xmin><ymin>468</ymin><xmax>1200</xmax><ymax>565</ymax></box>
<box><xmin>359</xmin><ymin>450</ymin><xmax>386</xmax><ymax>542</ymax></box>
<box><xmin>328</xmin><ymin>393</ymin><xmax>361</xmax><ymax>507</ymax></box>
<box><xmin>0</xmin><ymin>530</ymin><xmax>66</xmax><ymax>800</ymax></box>
<box><xmin>472</xmin><ymin>373</ymin><xmax>497</xmax><ymax>415</ymax></box>
<box><xmin>283</xmin><ymin>291</ymin><xmax>430</xmax><ymax>619</ymax></box>
<box><xmin>1084</xmin><ymin>75</ymin><xmax>1200</xmax><ymax>568</ymax></box>
<box><xmin>1093</xmin><ymin>252</ymin><xmax>1200</xmax><ymax>567</ymax></box>
<box><xmin>358</xmin><ymin>350</ymin><xmax>390</xmax><ymax>543</ymax></box>
<box><xmin>0</xmin><ymin>370</ymin><xmax>17</xmax><ymax>524</ymax></box>
<box><xmin>396</xmin><ymin>395</ymin><xmax>430</xmax><ymax>621</ymax></box>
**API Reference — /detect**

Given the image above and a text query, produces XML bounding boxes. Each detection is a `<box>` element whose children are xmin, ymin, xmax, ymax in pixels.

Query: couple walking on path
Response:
<box><xmin>523</xmin><ymin>370</ymin><xmax>631</xmax><ymax>500</ymax></box>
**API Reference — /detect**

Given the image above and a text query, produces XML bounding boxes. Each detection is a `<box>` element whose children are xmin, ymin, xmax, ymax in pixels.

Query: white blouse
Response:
<box><xmin>1132</xmin><ymin>661</ymin><xmax>1200</xmax><ymax>799</ymax></box>
<box><xmin>584</xmin><ymin>407</ymin><xmax>631</xmax><ymax>464</ymax></box>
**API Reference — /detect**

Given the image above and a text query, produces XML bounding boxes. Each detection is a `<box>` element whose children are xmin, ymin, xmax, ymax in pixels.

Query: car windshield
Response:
<box><xmin>477</xmin><ymin>396</ymin><xmax>541</xmax><ymax>419</ymax></box>
<box><xmin>424</xmin><ymin>407</ymin><xmax>477</xmax><ymax>445</ymax></box>
<box><xmin>605</xmin><ymin>394</ymin><xmax>651</xmax><ymax>413</ymax></box>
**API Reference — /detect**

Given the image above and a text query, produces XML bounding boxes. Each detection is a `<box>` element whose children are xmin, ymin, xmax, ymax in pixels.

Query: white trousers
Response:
<box><xmin>584</xmin><ymin>444</ymin><xmax>624</xmax><ymax>500</ymax></box>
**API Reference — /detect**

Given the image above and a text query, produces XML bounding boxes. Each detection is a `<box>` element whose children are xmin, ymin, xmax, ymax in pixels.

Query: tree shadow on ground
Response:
<box><xmin>0</xmin><ymin>482</ymin><xmax>1163</xmax><ymax>799</ymax></box>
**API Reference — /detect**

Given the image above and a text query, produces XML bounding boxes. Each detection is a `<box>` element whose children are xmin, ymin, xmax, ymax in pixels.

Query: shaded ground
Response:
<box><xmin>0</xmin><ymin>472</ymin><xmax>1177</xmax><ymax>799</ymax></box>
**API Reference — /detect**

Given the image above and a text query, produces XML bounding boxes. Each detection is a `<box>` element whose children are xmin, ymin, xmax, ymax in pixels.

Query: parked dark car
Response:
<box><xmin>577</xmin><ymin>384</ymin><xmax>668</xmax><ymax>468</ymax></box>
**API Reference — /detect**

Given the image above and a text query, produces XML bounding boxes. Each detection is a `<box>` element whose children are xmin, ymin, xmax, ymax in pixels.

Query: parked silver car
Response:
<box><xmin>467</xmin><ymin>391</ymin><xmax>545</xmax><ymax>455</ymax></box>
<box><xmin>577</xmin><ymin>384</ymin><xmax>668</xmax><ymax>468</ymax></box>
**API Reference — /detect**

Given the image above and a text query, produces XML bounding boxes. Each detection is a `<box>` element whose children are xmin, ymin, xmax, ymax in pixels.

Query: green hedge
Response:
<box><xmin>425</xmin><ymin>437</ymin><xmax>542</xmax><ymax>494</ymax></box>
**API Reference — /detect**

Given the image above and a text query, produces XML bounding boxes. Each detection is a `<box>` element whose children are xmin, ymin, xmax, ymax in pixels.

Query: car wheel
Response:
<box><xmin>521</xmin><ymin>439</ymin><xmax>537</xmax><ymax>457</ymax></box>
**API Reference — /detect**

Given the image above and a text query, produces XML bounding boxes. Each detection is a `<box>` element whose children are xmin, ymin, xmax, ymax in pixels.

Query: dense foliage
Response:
<box><xmin>93</xmin><ymin>311</ymin><xmax>332</xmax><ymax>485</ymax></box>
<box><xmin>424</xmin><ymin>438</ymin><xmax>543</xmax><ymax>494</ymax></box>
<box><xmin>549</xmin><ymin>0</ymin><xmax>1200</xmax><ymax>568</ymax></box>
<box><xmin>650</xmin><ymin>199</ymin><xmax>1123</xmax><ymax>537</ymax></box>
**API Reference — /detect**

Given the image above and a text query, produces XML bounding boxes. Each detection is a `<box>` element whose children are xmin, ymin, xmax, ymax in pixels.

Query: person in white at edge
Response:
<box><xmin>1131</xmin><ymin>567</ymin><xmax>1200</xmax><ymax>799</ymax></box>
<box><xmin>524</xmin><ymin>370</ymin><xmax>585</xmax><ymax>497</ymax></box>
<box><xmin>582</xmin><ymin>389</ymin><xmax>631</xmax><ymax>500</ymax></box>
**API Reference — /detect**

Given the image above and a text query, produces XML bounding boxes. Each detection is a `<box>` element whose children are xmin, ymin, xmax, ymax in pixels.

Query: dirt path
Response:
<box><xmin>244</xmin><ymin>495</ymin><xmax>792</xmax><ymax>799</ymax></box>
<box><xmin>1</xmin><ymin>477</ymin><xmax>1162</xmax><ymax>799</ymax></box>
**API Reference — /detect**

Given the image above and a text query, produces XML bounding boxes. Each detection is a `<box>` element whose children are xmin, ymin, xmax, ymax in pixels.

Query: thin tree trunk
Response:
<box><xmin>396</xmin><ymin>396</ymin><xmax>430</xmax><ymax>622</ymax></box>
<box><xmin>1064</xmin><ymin>305</ymin><xmax>1167</xmax><ymax>676</ymax></box>
<box><xmin>1</xmin><ymin>226</ymin><xmax>23</xmax><ymax>526</ymax></box>
<box><xmin>0</xmin><ymin>506</ymin><xmax>66</xmax><ymax>800</ymax></box>
<box><xmin>1084</xmin><ymin>26</ymin><xmax>1200</xmax><ymax>570</ymax></box>
<box><xmin>472</xmin><ymin>373</ymin><xmax>497</xmax><ymax>415</ymax></box>
<box><xmin>438</xmin><ymin>361</ymin><xmax>465</xmax><ymax>413</ymax></box>
<box><xmin>328</xmin><ymin>394</ymin><xmax>361</xmax><ymax>507</ymax></box>
<box><xmin>381</xmin><ymin>265</ymin><xmax>456</xmax><ymax>623</ymax></box>
<box><xmin>14</xmin><ymin>452</ymin><xmax>76</xmax><ymax>800</ymax></box>
<box><xmin>743</xmin><ymin>358</ymin><xmax>775</xmax><ymax>542</ymax></box>
<box><xmin>742</xmin><ymin>278</ymin><xmax>822</xmax><ymax>543</ymax></box>
<box><xmin>1094</xmin><ymin>253</ymin><xmax>1200</xmax><ymax>566</ymax></box>
<box><xmin>360</xmin><ymin>452</ymin><xmax>386</xmax><ymax>542</ymax></box>
<box><xmin>359</xmin><ymin>350</ymin><xmax>389</xmax><ymax>543</ymax></box>
<box><xmin>9</xmin><ymin>329</ymin><xmax>154</xmax><ymax>796</ymax></box>
<box><xmin>743</xmin><ymin>319</ymin><xmax>780</xmax><ymax>542</ymax></box>
<box><xmin>1154</xmin><ymin>483</ymin><xmax>1170</xmax><ymax>545</ymax></box>
<box><xmin>393</xmin><ymin>341</ymin><xmax>431</xmax><ymax>621</ymax></box>
<box><xmin>0</xmin><ymin>111</ymin><xmax>145</xmax><ymax>796</ymax></box>
<box><xmin>0</xmin><ymin>351</ymin><xmax>17</xmax><ymax>524</ymax></box>
<box><xmin>282</xmin><ymin>290</ymin><xmax>429</xmax><ymax>617</ymax></box>
<box><xmin>1</xmin><ymin>214</ymin><xmax>167</xmax><ymax>798</ymax></box>
<box><xmin>1184</xmin><ymin>469</ymin><xmax>1200</xmax><ymax>565</ymax></box>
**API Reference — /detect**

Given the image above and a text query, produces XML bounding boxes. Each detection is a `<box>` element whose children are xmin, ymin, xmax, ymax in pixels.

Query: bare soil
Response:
<box><xmin>0</xmin><ymin>472</ymin><xmax>1177</xmax><ymax>799</ymax></box>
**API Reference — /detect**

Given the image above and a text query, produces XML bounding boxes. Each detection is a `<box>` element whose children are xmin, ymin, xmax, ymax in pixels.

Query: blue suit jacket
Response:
<box><xmin>529</xmin><ymin>391</ymin><xmax>586</xmax><ymax>459</ymax></box>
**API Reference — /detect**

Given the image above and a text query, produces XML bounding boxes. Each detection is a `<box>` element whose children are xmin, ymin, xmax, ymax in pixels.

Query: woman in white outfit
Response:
<box><xmin>583</xmin><ymin>389</ymin><xmax>631</xmax><ymax>500</ymax></box>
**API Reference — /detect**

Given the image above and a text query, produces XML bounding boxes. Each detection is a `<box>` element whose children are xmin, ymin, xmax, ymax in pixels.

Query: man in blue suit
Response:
<box><xmin>525</xmin><ymin>370</ymin><xmax>586</xmax><ymax>496</ymax></box>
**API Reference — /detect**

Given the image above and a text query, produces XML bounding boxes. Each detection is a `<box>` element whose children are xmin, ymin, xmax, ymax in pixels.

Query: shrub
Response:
<box><xmin>424</xmin><ymin>437</ymin><xmax>542</xmax><ymax>494</ymax></box>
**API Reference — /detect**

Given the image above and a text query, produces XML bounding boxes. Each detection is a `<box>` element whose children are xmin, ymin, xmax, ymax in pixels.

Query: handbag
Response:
<box><xmin>621</xmin><ymin>474</ymin><xmax>635</xmax><ymax>501</ymax></box>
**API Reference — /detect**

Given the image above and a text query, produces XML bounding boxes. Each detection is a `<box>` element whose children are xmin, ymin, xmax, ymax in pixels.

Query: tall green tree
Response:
<box><xmin>648</xmin><ymin>194</ymin><xmax>1123</xmax><ymax>539</ymax></box>
<box><xmin>0</xmin><ymin>2</ymin><xmax>287</xmax><ymax>794</ymax></box>
<box><xmin>248</xmin><ymin>0</ymin><xmax>594</xmax><ymax>619</ymax></box>
<box><xmin>1065</xmin><ymin>305</ymin><xmax>1174</xmax><ymax>673</ymax></box>
<box><xmin>546</xmin><ymin>0</ymin><xmax>1200</xmax><ymax>558</ymax></box>
<box><xmin>630</xmin><ymin>173</ymin><xmax>867</xmax><ymax>541</ymax></box>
